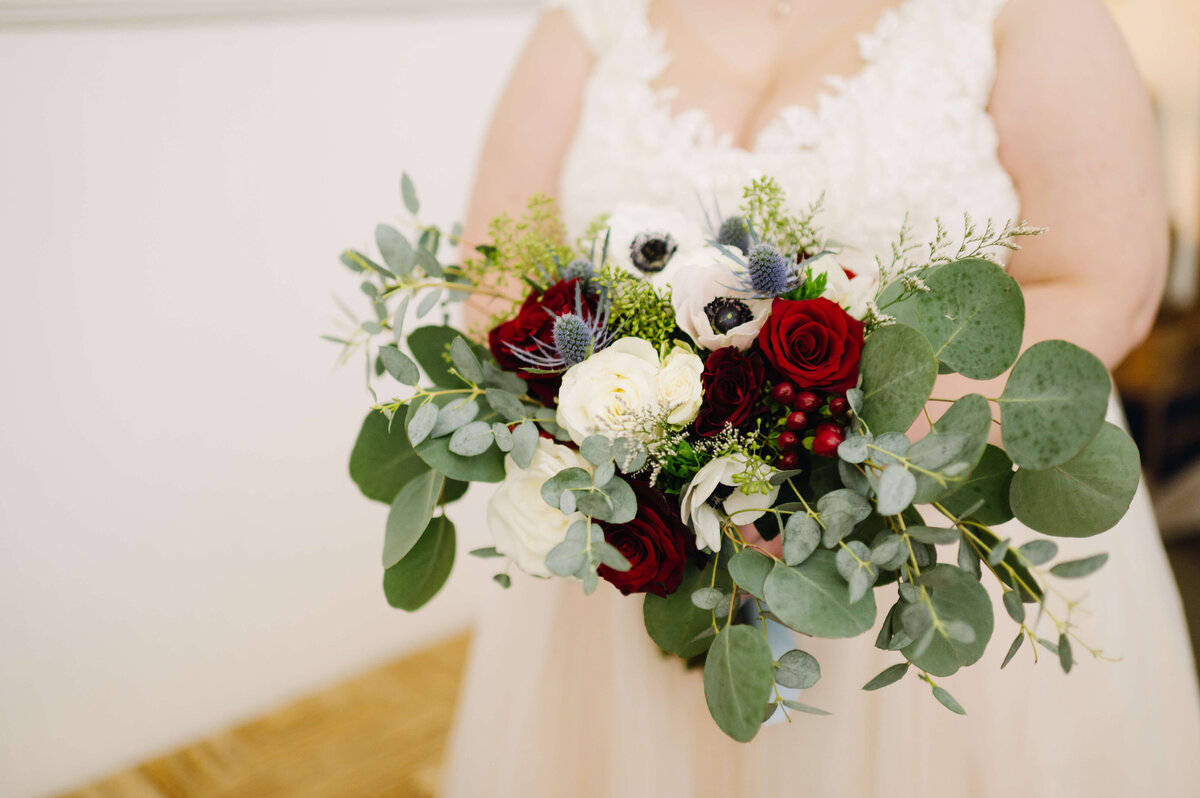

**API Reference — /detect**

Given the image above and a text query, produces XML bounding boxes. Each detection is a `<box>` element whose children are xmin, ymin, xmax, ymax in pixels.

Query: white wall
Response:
<box><xmin>0</xmin><ymin>9</ymin><xmax>537</xmax><ymax>797</ymax></box>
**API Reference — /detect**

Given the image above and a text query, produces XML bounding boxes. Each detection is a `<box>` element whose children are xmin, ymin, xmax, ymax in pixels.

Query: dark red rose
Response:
<box><xmin>811</xmin><ymin>421</ymin><xmax>846</xmax><ymax>458</ymax></box>
<box><xmin>488</xmin><ymin>278</ymin><xmax>589</xmax><ymax>405</ymax></box>
<box><xmin>760</xmin><ymin>298</ymin><xmax>864</xmax><ymax>392</ymax></box>
<box><xmin>694</xmin><ymin>347</ymin><xmax>766</xmax><ymax>437</ymax></box>
<box><xmin>597</xmin><ymin>480</ymin><xmax>691</xmax><ymax>597</ymax></box>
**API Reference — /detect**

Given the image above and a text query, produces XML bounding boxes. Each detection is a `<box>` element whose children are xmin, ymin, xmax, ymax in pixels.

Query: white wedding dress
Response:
<box><xmin>442</xmin><ymin>1</ymin><xmax>1200</xmax><ymax>795</ymax></box>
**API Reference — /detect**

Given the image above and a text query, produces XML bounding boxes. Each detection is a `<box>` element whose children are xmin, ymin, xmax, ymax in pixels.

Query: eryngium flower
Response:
<box><xmin>563</xmin><ymin>257</ymin><xmax>594</xmax><ymax>283</ymax></box>
<box><xmin>745</xmin><ymin>243</ymin><xmax>793</xmax><ymax>296</ymax></box>
<box><xmin>551</xmin><ymin>313</ymin><xmax>594</xmax><ymax>367</ymax></box>
<box><xmin>717</xmin><ymin>216</ymin><xmax>752</xmax><ymax>255</ymax></box>
<box><xmin>630</xmin><ymin>231</ymin><xmax>678</xmax><ymax>273</ymax></box>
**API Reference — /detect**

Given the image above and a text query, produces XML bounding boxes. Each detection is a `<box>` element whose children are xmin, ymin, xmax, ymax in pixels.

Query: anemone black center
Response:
<box><xmin>630</xmin><ymin>231</ymin><xmax>677</xmax><ymax>273</ymax></box>
<box><xmin>705</xmin><ymin>483</ymin><xmax>736</xmax><ymax>508</ymax></box>
<box><xmin>704</xmin><ymin>297</ymin><xmax>754</xmax><ymax>333</ymax></box>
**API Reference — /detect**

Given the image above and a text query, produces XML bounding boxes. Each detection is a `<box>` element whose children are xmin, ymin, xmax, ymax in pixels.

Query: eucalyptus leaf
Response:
<box><xmin>858</xmin><ymin>323</ymin><xmax>938</xmax><ymax>434</ymax></box>
<box><xmin>545</xmin><ymin>540</ymin><xmax>587</xmax><ymax>577</ymax></box>
<box><xmin>906</xmin><ymin>526</ymin><xmax>960</xmax><ymax>545</ymax></box>
<box><xmin>783</xmin><ymin>514</ymin><xmax>821</xmax><ymax>566</ymax></box>
<box><xmin>1049</xmin><ymin>553</ymin><xmax>1108</xmax><ymax>579</ymax></box>
<box><xmin>406</xmin><ymin>399</ymin><xmax>438</xmax><ymax>446</ymax></box>
<box><xmin>349</xmin><ymin>410</ymin><xmax>428</xmax><ymax>503</ymax></box>
<box><xmin>902</xmin><ymin>564</ymin><xmax>994</xmax><ymax>676</ymax></box>
<box><xmin>383</xmin><ymin>515</ymin><xmax>454</xmax><ymax>611</ymax></box>
<box><xmin>382</xmin><ymin>470</ymin><xmax>444</xmax><ymax>568</ymax></box>
<box><xmin>1001</xmin><ymin>631</ymin><xmax>1024</xmax><ymax>669</ymax></box>
<box><xmin>375</xmin><ymin>224</ymin><xmax>413</xmax><ymax>276</ymax></box>
<box><xmin>774</xmin><ymin>649</ymin><xmax>821</xmax><ymax>690</ymax></box>
<box><xmin>780</xmin><ymin>699</ymin><xmax>831</xmax><ymax>716</ymax></box>
<box><xmin>510</xmin><ymin>421</ymin><xmax>538</xmax><ymax>469</ymax></box>
<box><xmin>593</xmin><ymin>461</ymin><xmax>616</xmax><ymax>488</ymax></box>
<box><xmin>939</xmin><ymin>445</ymin><xmax>1015</xmax><ymax>525</ymax></box>
<box><xmin>400</xmin><ymin>171</ymin><xmax>419</xmax><ymax>214</ymax></box>
<box><xmin>407</xmin><ymin>396</ymin><xmax>505</xmax><ymax>482</ymax></box>
<box><xmin>862</xmin><ymin>662</ymin><xmax>910</xmax><ymax>691</ymax></box>
<box><xmin>820</xmin><ymin>510</ymin><xmax>855</xmax><ymax>548</ymax></box>
<box><xmin>876</xmin><ymin>466</ymin><xmax>917</xmax><ymax>516</ymax></box>
<box><xmin>448</xmin><ymin>421</ymin><xmax>494</xmax><ymax>456</ymax></box>
<box><xmin>763</xmin><ymin>552</ymin><xmax>877</xmax><ymax>638</ymax></box>
<box><xmin>1010</xmin><ymin>423</ymin><xmax>1139</xmax><ymax>537</ymax></box>
<box><xmin>932</xmin><ymin>685</ymin><xmax>966</xmax><ymax>715</ymax></box>
<box><xmin>469</xmin><ymin>546</ymin><xmax>503</xmax><ymax>559</ymax></box>
<box><xmin>485</xmin><ymin>388</ymin><xmax>526</xmax><ymax>422</ymax></box>
<box><xmin>491</xmin><ymin>422</ymin><xmax>514</xmax><ymax>452</ymax></box>
<box><xmin>430</xmin><ymin>399</ymin><xmax>479</xmax><ymax>439</ymax></box>
<box><xmin>704</xmin><ymin>626</ymin><xmax>776</xmax><ymax>742</ymax></box>
<box><xmin>728</xmin><ymin>548</ymin><xmax>774</xmax><ymax>600</ymax></box>
<box><xmin>581</xmin><ymin>435</ymin><xmax>614</xmax><ymax>465</ymax></box>
<box><xmin>594</xmin><ymin>541</ymin><xmax>632</xmax><ymax>572</ymax></box>
<box><xmin>1003</xmin><ymin>590</ymin><xmax>1025</xmax><ymax>624</ymax></box>
<box><xmin>998</xmin><ymin>340</ymin><xmax>1111</xmax><ymax>469</ymax></box>
<box><xmin>1058</xmin><ymin>633</ymin><xmax>1074</xmax><ymax>673</ymax></box>
<box><xmin>838</xmin><ymin>433</ymin><xmax>870</xmax><ymax>464</ymax></box>
<box><xmin>450</xmin><ymin>336</ymin><xmax>484</xmax><ymax>384</ymax></box>
<box><xmin>1017</xmin><ymin>539</ymin><xmax>1058</xmax><ymax>566</ymax></box>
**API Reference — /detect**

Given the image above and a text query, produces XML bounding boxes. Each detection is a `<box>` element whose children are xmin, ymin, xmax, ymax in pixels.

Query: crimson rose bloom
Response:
<box><xmin>760</xmin><ymin>297</ymin><xmax>864</xmax><ymax>392</ymax></box>
<box><xmin>488</xmin><ymin>278</ymin><xmax>590</xmax><ymax>405</ymax></box>
<box><xmin>695</xmin><ymin>347</ymin><xmax>765</xmax><ymax>437</ymax></box>
<box><xmin>597</xmin><ymin>480</ymin><xmax>690</xmax><ymax>597</ymax></box>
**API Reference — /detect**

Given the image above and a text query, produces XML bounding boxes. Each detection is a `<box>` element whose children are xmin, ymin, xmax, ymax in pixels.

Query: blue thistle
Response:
<box><xmin>717</xmin><ymin>216</ymin><xmax>752</xmax><ymax>255</ymax></box>
<box><xmin>505</xmin><ymin>282</ymin><xmax>616</xmax><ymax>373</ymax></box>
<box><xmin>744</xmin><ymin>243</ymin><xmax>794</xmax><ymax>297</ymax></box>
<box><xmin>630</xmin><ymin>231</ymin><xmax>678</xmax><ymax>273</ymax></box>
<box><xmin>563</xmin><ymin>257</ymin><xmax>594</xmax><ymax>283</ymax></box>
<box><xmin>551</xmin><ymin>314</ymin><xmax>593</xmax><ymax>366</ymax></box>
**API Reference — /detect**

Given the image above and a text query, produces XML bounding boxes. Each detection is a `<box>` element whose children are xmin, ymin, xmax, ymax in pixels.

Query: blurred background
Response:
<box><xmin>0</xmin><ymin>1</ymin><xmax>1196</xmax><ymax>796</ymax></box>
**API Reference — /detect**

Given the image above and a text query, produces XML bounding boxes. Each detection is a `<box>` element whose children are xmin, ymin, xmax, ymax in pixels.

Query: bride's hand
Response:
<box><xmin>736</xmin><ymin>523</ymin><xmax>784</xmax><ymax>560</ymax></box>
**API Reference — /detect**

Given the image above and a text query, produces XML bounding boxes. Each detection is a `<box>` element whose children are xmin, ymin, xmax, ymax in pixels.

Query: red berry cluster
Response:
<box><xmin>767</xmin><ymin>382</ymin><xmax>850</xmax><ymax>467</ymax></box>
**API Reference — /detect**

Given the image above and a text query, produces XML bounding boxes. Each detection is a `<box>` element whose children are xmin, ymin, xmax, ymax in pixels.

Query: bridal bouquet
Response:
<box><xmin>330</xmin><ymin>175</ymin><xmax>1140</xmax><ymax>741</ymax></box>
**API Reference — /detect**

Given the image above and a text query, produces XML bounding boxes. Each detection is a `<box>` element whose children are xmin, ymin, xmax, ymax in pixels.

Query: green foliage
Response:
<box><xmin>349</xmin><ymin>411</ymin><xmax>428</xmax><ymax>503</ymax></box>
<box><xmin>740</xmin><ymin>176</ymin><xmax>820</xmax><ymax>256</ymax></box>
<box><xmin>940</xmin><ymin>445</ymin><xmax>1014</xmax><ymax>525</ymax></box>
<box><xmin>998</xmin><ymin>340</ymin><xmax>1111</xmax><ymax>470</ymax></box>
<box><xmin>407</xmin><ymin>325</ymin><xmax>476</xmax><ymax>388</ymax></box>
<box><xmin>406</xmin><ymin>396</ymin><xmax>506</xmax><ymax>482</ymax></box>
<box><xmin>383</xmin><ymin>515</ymin><xmax>455</xmax><ymax>611</ymax></box>
<box><xmin>901</xmin><ymin>565</ymin><xmax>994</xmax><ymax>677</ymax></box>
<box><xmin>703</xmin><ymin>625</ymin><xmax>775</xmax><ymax>742</ymax></box>
<box><xmin>383</xmin><ymin>470</ymin><xmax>444</xmax><ymax>568</ymax></box>
<box><xmin>727</xmin><ymin>548</ymin><xmax>773</xmax><ymax>600</ymax></box>
<box><xmin>774</xmin><ymin>649</ymin><xmax>821</xmax><ymax>690</ymax></box>
<box><xmin>892</xmin><ymin>258</ymin><xmax>1025</xmax><ymax>380</ymax></box>
<box><xmin>644</xmin><ymin>556</ymin><xmax>731</xmax><ymax>658</ymax></box>
<box><xmin>763</xmin><ymin>551</ymin><xmax>877</xmax><ymax>638</ymax></box>
<box><xmin>910</xmin><ymin>394</ymin><xmax>992</xmax><ymax>504</ymax></box>
<box><xmin>858</xmin><ymin>323</ymin><xmax>938</xmax><ymax>434</ymax></box>
<box><xmin>1010</xmin><ymin>422</ymin><xmax>1139</xmax><ymax>537</ymax></box>
<box><xmin>598</xmin><ymin>265</ymin><xmax>679</xmax><ymax>348</ymax></box>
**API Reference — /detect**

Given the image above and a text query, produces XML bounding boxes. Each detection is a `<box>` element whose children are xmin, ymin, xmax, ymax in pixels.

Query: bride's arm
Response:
<box><xmin>460</xmin><ymin>10</ymin><xmax>591</xmax><ymax>332</ymax></box>
<box><xmin>918</xmin><ymin>0</ymin><xmax>1166</xmax><ymax>429</ymax></box>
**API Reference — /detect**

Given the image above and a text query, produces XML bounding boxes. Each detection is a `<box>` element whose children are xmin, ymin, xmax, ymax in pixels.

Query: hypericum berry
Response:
<box><xmin>717</xmin><ymin>215</ymin><xmax>752</xmax><ymax>255</ymax></box>
<box><xmin>551</xmin><ymin>313</ymin><xmax>594</xmax><ymax>367</ymax></box>
<box><xmin>630</xmin><ymin>230</ymin><xmax>678</xmax><ymax>273</ymax></box>
<box><xmin>704</xmin><ymin>296</ymin><xmax>754</xmax><ymax>333</ymax></box>
<box><xmin>777</xmin><ymin>431</ymin><xmax>799</xmax><ymax>451</ymax></box>
<box><xmin>786</xmin><ymin>411</ymin><xmax>808</xmax><ymax>431</ymax></box>
<box><xmin>793</xmin><ymin>391</ymin><xmax>820</xmax><ymax>413</ymax></box>
<box><xmin>828</xmin><ymin>396</ymin><xmax>848</xmax><ymax>417</ymax></box>
<box><xmin>770</xmin><ymin>382</ymin><xmax>797</xmax><ymax>406</ymax></box>
<box><xmin>778</xmin><ymin>451</ymin><xmax>801</xmax><ymax>470</ymax></box>
<box><xmin>563</xmin><ymin>257</ymin><xmax>594</xmax><ymax>282</ymax></box>
<box><xmin>746</xmin><ymin>243</ymin><xmax>792</xmax><ymax>296</ymax></box>
<box><xmin>811</xmin><ymin>422</ymin><xmax>845</xmax><ymax>458</ymax></box>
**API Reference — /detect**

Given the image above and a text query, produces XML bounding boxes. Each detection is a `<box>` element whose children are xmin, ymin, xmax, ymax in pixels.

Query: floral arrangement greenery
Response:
<box><xmin>330</xmin><ymin>173</ymin><xmax>1140</xmax><ymax>741</ymax></box>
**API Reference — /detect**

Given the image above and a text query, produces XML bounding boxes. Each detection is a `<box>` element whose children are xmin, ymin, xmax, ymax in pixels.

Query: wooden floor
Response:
<box><xmin>59</xmin><ymin>634</ymin><xmax>470</xmax><ymax>798</ymax></box>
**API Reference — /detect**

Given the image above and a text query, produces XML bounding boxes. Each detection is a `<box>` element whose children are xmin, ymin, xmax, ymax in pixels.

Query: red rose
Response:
<box><xmin>597</xmin><ymin>480</ymin><xmax>690</xmax><ymax>597</ymax></box>
<box><xmin>488</xmin><ymin>278</ymin><xmax>589</xmax><ymax>405</ymax></box>
<box><xmin>695</xmin><ymin>347</ymin><xmax>765</xmax><ymax>437</ymax></box>
<box><xmin>759</xmin><ymin>297</ymin><xmax>864</xmax><ymax>392</ymax></box>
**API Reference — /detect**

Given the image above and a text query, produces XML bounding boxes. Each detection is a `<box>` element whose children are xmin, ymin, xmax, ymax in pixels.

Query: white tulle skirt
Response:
<box><xmin>441</xmin><ymin>418</ymin><xmax>1200</xmax><ymax>797</ymax></box>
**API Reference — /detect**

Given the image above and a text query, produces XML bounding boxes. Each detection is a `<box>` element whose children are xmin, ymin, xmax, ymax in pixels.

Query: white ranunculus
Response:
<box><xmin>670</xmin><ymin>246</ymin><xmax>773</xmax><ymax>352</ymax></box>
<box><xmin>805</xmin><ymin>254</ymin><xmax>878</xmax><ymax>320</ymax></box>
<box><xmin>656</xmin><ymin>344</ymin><xmax>704</xmax><ymax>426</ymax></box>
<box><xmin>487</xmin><ymin>438</ymin><xmax>592</xmax><ymax>578</ymax></box>
<box><xmin>556</xmin><ymin>337</ymin><xmax>662</xmax><ymax>444</ymax></box>
<box><xmin>680</xmin><ymin>455</ymin><xmax>780</xmax><ymax>552</ymax></box>
<box><xmin>601</xmin><ymin>203</ymin><xmax>704</xmax><ymax>283</ymax></box>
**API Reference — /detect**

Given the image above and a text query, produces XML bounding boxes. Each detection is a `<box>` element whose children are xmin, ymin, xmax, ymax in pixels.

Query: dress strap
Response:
<box><xmin>542</xmin><ymin>0</ymin><xmax>649</xmax><ymax>56</ymax></box>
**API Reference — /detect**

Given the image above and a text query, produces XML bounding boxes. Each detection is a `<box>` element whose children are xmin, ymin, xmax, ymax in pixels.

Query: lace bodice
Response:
<box><xmin>550</xmin><ymin>0</ymin><xmax>1019</xmax><ymax>275</ymax></box>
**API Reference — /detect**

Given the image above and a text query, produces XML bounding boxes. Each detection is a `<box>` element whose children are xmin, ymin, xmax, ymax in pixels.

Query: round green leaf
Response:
<box><xmin>703</xmin><ymin>625</ymin><xmax>775</xmax><ymax>742</ymax></box>
<box><xmin>383</xmin><ymin>470</ymin><xmax>444</xmax><ymax>568</ymax></box>
<box><xmin>939</xmin><ymin>444</ymin><xmax>1015</xmax><ymax>525</ymax></box>
<box><xmin>906</xmin><ymin>258</ymin><xmax>1025</xmax><ymax>379</ymax></box>
<box><xmin>378</xmin><ymin>345</ymin><xmax>420</xmax><ymax>386</ymax></box>
<box><xmin>763</xmin><ymin>552</ymin><xmax>878</xmax><ymax>639</ymax></box>
<box><xmin>728</xmin><ymin>548</ymin><xmax>774</xmax><ymax>600</ymax></box>
<box><xmin>643</xmin><ymin>557</ymin><xmax>730</xmax><ymax>658</ymax></box>
<box><xmin>859</xmin><ymin>323</ymin><xmax>938</xmax><ymax>434</ymax></box>
<box><xmin>349</xmin><ymin>410</ymin><xmax>427</xmax><ymax>503</ymax></box>
<box><xmin>1009</xmin><ymin>422</ymin><xmax>1139</xmax><ymax>537</ymax></box>
<box><xmin>901</xmin><ymin>564</ymin><xmax>994</xmax><ymax>677</ymax></box>
<box><xmin>383</xmin><ymin>515</ymin><xmax>455</xmax><ymax>611</ymax></box>
<box><xmin>774</xmin><ymin>649</ymin><xmax>821</xmax><ymax>689</ymax></box>
<box><xmin>407</xmin><ymin>396</ymin><xmax>505</xmax><ymax>483</ymax></box>
<box><xmin>911</xmin><ymin>393</ymin><xmax>992</xmax><ymax>503</ymax></box>
<box><xmin>998</xmin><ymin>340</ymin><xmax>1111</xmax><ymax>469</ymax></box>
<box><xmin>406</xmin><ymin>326</ymin><xmax>471</xmax><ymax>388</ymax></box>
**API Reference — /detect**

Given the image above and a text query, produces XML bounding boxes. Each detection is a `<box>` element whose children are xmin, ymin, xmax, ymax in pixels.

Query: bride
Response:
<box><xmin>445</xmin><ymin>0</ymin><xmax>1200</xmax><ymax>795</ymax></box>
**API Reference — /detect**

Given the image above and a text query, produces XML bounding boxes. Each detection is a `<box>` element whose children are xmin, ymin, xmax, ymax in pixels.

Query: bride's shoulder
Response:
<box><xmin>994</xmin><ymin>0</ymin><xmax>1126</xmax><ymax>50</ymax></box>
